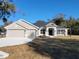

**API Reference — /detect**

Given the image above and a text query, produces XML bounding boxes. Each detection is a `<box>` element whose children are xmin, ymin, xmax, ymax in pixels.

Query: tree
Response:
<box><xmin>3</xmin><ymin>18</ymin><xmax>12</xmax><ymax>26</ymax></box>
<box><xmin>67</xmin><ymin>17</ymin><xmax>76</xmax><ymax>27</ymax></box>
<box><xmin>34</xmin><ymin>20</ymin><xmax>47</xmax><ymax>27</ymax></box>
<box><xmin>51</xmin><ymin>13</ymin><xmax>65</xmax><ymax>26</ymax></box>
<box><xmin>75</xmin><ymin>18</ymin><xmax>79</xmax><ymax>26</ymax></box>
<box><xmin>67</xmin><ymin>17</ymin><xmax>79</xmax><ymax>35</ymax></box>
<box><xmin>53</xmin><ymin>17</ymin><xmax>65</xmax><ymax>25</ymax></box>
<box><xmin>0</xmin><ymin>0</ymin><xmax>15</xmax><ymax>24</ymax></box>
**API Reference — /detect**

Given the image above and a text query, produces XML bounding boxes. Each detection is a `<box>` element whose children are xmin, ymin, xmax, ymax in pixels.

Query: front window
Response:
<box><xmin>40</xmin><ymin>29</ymin><xmax>46</xmax><ymax>34</ymax></box>
<box><xmin>57</xmin><ymin>30</ymin><xmax>65</xmax><ymax>34</ymax></box>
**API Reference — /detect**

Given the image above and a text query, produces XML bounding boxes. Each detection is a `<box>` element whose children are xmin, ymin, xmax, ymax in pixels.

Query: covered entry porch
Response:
<box><xmin>39</xmin><ymin>27</ymin><xmax>68</xmax><ymax>37</ymax></box>
<box><xmin>39</xmin><ymin>27</ymin><xmax>57</xmax><ymax>37</ymax></box>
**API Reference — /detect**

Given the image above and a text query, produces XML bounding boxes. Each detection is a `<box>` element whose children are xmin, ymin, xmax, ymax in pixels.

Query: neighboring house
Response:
<box><xmin>4</xmin><ymin>19</ymin><xmax>39</xmax><ymax>39</ymax></box>
<box><xmin>4</xmin><ymin>19</ymin><xmax>68</xmax><ymax>39</ymax></box>
<box><xmin>39</xmin><ymin>22</ymin><xmax>68</xmax><ymax>37</ymax></box>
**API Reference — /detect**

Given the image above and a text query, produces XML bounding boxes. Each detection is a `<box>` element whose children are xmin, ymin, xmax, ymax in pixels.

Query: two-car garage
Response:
<box><xmin>6</xmin><ymin>29</ymin><xmax>36</xmax><ymax>38</ymax></box>
<box><xmin>5</xmin><ymin>19</ymin><xmax>39</xmax><ymax>39</ymax></box>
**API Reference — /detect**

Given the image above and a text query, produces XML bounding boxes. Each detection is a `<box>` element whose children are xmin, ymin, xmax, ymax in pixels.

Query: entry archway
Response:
<box><xmin>48</xmin><ymin>28</ymin><xmax>54</xmax><ymax>36</ymax></box>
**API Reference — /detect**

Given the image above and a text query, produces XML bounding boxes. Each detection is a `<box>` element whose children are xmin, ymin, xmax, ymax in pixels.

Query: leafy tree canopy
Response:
<box><xmin>0</xmin><ymin>0</ymin><xmax>15</xmax><ymax>24</ymax></box>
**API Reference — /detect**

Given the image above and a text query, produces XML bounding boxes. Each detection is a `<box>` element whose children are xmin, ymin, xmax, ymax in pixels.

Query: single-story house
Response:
<box><xmin>4</xmin><ymin>19</ymin><xmax>68</xmax><ymax>38</ymax></box>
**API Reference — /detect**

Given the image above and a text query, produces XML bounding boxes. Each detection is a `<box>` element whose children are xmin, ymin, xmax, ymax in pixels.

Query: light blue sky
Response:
<box><xmin>1</xmin><ymin>0</ymin><xmax>79</xmax><ymax>25</ymax></box>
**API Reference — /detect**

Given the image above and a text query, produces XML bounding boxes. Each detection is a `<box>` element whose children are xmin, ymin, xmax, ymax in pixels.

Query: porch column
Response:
<box><xmin>45</xmin><ymin>27</ymin><xmax>49</xmax><ymax>36</ymax></box>
<box><xmin>54</xmin><ymin>27</ymin><xmax>57</xmax><ymax>36</ymax></box>
<box><xmin>65</xmin><ymin>29</ymin><xmax>68</xmax><ymax>36</ymax></box>
<box><xmin>38</xmin><ymin>28</ymin><xmax>41</xmax><ymax>36</ymax></box>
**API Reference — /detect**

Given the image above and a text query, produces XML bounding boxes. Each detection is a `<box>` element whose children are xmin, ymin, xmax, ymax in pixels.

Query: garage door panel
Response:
<box><xmin>6</xmin><ymin>30</ymin><xmax>24</xmax><ymax>37</ymax></box>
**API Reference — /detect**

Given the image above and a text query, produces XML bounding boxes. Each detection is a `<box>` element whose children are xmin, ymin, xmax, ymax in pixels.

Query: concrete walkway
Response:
<box><xmin>0</xmin><ymin>38</ymin><xmax>32</xmax><ymax>47</ymax></box>
<box><xmin>0</xmin><ymin>51</ymin><xmax>9</xmax><ymax>58</ymax></box>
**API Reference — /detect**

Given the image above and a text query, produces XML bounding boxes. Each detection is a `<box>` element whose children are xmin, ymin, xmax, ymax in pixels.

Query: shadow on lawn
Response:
<box><xmin>27</xmin><ymin>37</ymin><xmax>79</xmax><ymax>59</ymax></box>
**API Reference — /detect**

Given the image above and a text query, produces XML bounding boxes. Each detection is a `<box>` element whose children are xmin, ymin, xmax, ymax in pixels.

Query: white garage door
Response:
<box><xmin>25</xmin><ymin>30</ymin><xmax>36</xmax><ymax>39</ymax></box>
<box><xmin>6</xmin><ymin>30</ymin><xmax>25</xmax><ymax>37</ymax></box>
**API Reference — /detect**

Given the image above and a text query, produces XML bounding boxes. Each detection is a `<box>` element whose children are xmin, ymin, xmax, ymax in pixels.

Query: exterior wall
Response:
<box><xmin>57</xmin><ymin>34</ymin><xmax>65</xmax><ymax>36</ymax></box>
<box><xmin>36</xmin><ymin>30</ymin><xmax>40</xmax><ymax>36</ymax></box>
<box><xmin>25</xmin><ymin>29</ymin><xmax>36</xmax><ymax>39</ymax></box>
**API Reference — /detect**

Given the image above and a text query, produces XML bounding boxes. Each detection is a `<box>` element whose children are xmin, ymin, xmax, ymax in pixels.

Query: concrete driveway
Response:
<box><xmin>0</xmin><ymin>38</ymin><xmax>32</xmax><ymax>47</ymax></box>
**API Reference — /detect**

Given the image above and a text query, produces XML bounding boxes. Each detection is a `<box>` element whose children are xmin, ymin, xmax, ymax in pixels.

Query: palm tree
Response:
<box><xmin>0</xmin><ymin>0</ymin><xmax>15</xmax><ymax>24</ymax></box>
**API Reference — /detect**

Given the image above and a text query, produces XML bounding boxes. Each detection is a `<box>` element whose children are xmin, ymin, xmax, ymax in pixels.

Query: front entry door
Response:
<box><xmin>48</xmin><ymin>28</ymin><xmax>54</xmax><ymax>36</ymax></box>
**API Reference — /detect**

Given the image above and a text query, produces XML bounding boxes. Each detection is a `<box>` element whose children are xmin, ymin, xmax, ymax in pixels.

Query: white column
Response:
<box><xmin>38</xmin><ymin>29</ymin><xmax>41</xmax><ymax>36</ymax></box>
<box><xmin>45</xmin><ymin>27</ymin><xmax>49</xmax><ymax>36</ymax></box>
<box><xmin>65</xmin><ymin>29</ymin><xmax>68</xmax><ymax>36</ymax></box>
<box><xmin>54</xmin><ymin>27</ymin><xmax>57</xmax><ymax>36</ymax></box>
